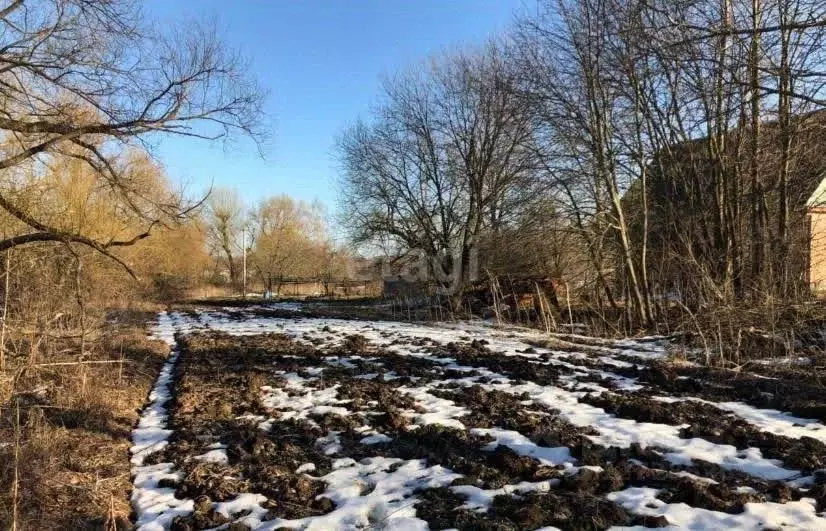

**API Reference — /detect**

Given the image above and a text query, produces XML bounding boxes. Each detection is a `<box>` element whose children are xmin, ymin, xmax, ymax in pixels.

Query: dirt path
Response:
<box><xmin>129</xmin><ymin>305</ymin><xmax>826</xmax><ymax>530</ymax></box>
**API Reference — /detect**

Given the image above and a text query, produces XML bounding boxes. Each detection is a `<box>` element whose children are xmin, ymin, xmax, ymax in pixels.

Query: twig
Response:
<box><xmin>674</xmin><ymin>298</ymin><xmax>710</xmax><ymax>365</ymax></box>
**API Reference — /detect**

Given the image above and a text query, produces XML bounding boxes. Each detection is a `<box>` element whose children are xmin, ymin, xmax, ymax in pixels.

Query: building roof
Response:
<box><xmin>808</xmin><ymin>175</ymin><xmax>826</xmax><ymax>208</ymax></box>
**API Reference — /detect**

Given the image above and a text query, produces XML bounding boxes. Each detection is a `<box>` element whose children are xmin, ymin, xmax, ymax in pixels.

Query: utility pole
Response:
<box><xmin>242</xmin><ymin>229</ymin><xmax>247</xmax><ymax>298</ymax></box>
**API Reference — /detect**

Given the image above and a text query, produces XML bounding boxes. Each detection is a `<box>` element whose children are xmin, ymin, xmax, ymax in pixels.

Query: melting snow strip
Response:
<box><xmin>452</xmin><ymin>480</ymin><xmax>558</xmax><ymax>512</ymax></box>
<box><xmin>608</xmin><ymin>487</ymin><xmax>823</xmax><ymax>529</ymax></box>
<box><xmin>130</xmin><ymin>312</ymin><xmax>193</xmax><ymax>530</ymax></box>
<box><xmin>442</xmin><ymin>374</ymin><xmax>802</xmax><ymax>481</ymax></box>
<box><xmin>654</xmin><ymin>395</ymin><xmax>826</xmax><ymax>444</ymax></box>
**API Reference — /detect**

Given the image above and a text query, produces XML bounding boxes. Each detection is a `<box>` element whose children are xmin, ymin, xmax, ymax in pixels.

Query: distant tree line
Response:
<box><xmin>203</xmin><ymin>188</ymin><xmax>349</xmax><ymax>295</ymax></box>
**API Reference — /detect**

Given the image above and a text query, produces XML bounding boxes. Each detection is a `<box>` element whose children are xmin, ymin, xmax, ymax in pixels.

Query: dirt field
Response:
<box><xmin>131</xmin><ymin>304</ymin><xmax>826</xmax><ymax>530</ymax></box>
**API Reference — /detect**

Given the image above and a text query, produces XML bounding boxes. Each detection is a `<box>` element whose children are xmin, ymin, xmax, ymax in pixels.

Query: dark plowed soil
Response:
<box><xmin>415</xmin><ymin>486</ymin><xmax>640</xmax><ymax>531</ymax></box>
<box><xmin>603</xmin><ymin>361</ymin><xmax>826</xmax><ymax>424</ymax></box>
<box><xmin>580</xmin><ymin>391</ymin><xmax>826</xmax><ymax>473</ymax></box>
<box><xmin>152</xmin><ymin>333</ymin><xmax>338</xmax><ymax>529</ymax></box>
<box><xmin>139</xmin><ymin>313</ymin><xmax>826</xmax><ymax>530</ymax></box>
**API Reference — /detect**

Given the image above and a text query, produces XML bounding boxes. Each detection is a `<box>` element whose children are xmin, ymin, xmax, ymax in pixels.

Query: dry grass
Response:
<box><xmin>665</xmin><ymin>300</ymin><xmax>826</xmax><ymax>366</ymax></box>
<box><xmin>0</xmin><ymin>307</ymin><xmax>167</xmax><ymax>530</ymax></box>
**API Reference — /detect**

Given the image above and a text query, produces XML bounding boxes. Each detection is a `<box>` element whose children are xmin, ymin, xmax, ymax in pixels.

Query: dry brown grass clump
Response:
<box><xmin>0</xmin><ymin>308</ymin><xmax>167</xmax><ymax>530</ymax></box>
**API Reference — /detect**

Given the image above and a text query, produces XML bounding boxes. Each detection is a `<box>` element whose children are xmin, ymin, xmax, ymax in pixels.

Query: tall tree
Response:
<box><xmin>249</xmin><ymin>195</ymin><xmax>327</xmax><ymax>291</ymax></box>
<box><xmin>338</xmin><ymin>46</ymin><xmax>532</xmax><ymax>307</ymax></box>
<box><xmin>205</xmin><ymin>188</ymin><xmax>245</xmax><ymax>285</ymax></box>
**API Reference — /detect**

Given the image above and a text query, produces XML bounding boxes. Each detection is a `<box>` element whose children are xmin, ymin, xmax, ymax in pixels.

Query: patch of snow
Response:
<box><xmin>316</xmin><ymin>431</ymin><xmax>343</xmax><ymax>455</ymax></box>
<box><xmin>325</xmin><ymin>356</ymin><xmax>359</xmax><ymax>369</ymax></box>
<box><xmin>398</xmin><ymin>385</ymin><xmax>469</xmax><ymax>430</ymax></box>
<box><xmin>653</xmin><ymin>395</ymin><xmax>826</xmax><ymax>444</ymax></box>
<box><xmin>452</xmin><ymin>479</ymin><xmax>558</xmax><ymax>512</ymax></box>
<box><xmin>672</xmin><ymin>470</ymin><xmax>719</xmax><ymax>485</ymax></box>
<box><xmin>224</xmin><ymin>457</ymin><xmax>462</xmax><ymax>530</ymax></box>
<box><xmin>260</xmin><ymin>374</ymin><xmax>352</xmax><ymax>426</ymax></box>
<box><xmin>460</xmin><ymin>379</ymin><xmax>801</xmax><ymax>481</ymax></box>
<box><xmin>714</xmin><ymin>401</ymin><xmax>826</xmax><ymax>442</ymax></box>
<box><xmin>360</xmin><ymin>433</ymin><xmax>393</xmax><ymax>445</ymax></box>
<box><xmin>193</xmin><ymin>448</ymin><xmax>229</xmax><ymax>465</ymax></box>
<box><xmin>608</xmin><ymin>487</ymin><xmax>823</xmax><ymax>529</ymax></box>
<box><xmin>472</xmin><ymin>427</ymin><xmax>574</xmax><ymax>467</ymax></box>
<box><xmin>214</xmin><ymin>492</ymin><xmax>268</xmax><ymax>521</ymax></box>
<box><xmin>296</xmin><ymin>462</ymin><xmax>316</xmax><ymax>474</ymax></box>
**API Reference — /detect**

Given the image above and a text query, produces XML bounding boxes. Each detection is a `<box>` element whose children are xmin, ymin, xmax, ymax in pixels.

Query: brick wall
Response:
<box><xmin>809</xmin><ymin>210</ymin><xmax>826</xmax><ymax>295</ymax></box>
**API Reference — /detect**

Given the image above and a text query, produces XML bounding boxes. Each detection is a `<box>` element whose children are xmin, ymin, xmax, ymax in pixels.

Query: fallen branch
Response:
<box><xmin>25</xmin><ymin>360</ymin><xmax>135</xmax><ymax>368</ymax></box>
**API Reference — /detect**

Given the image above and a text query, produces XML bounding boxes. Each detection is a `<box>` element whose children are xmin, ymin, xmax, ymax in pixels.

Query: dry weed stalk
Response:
<box><xmin>535</xmin><ymin>282</ymin><xmax>557</xmax><ymax>334</ymax></box>
<box><xmin>0</xmin><ymin>251</ymin><xmax>9</xmax><ymax>372</ymax></box>
<box><xmin>486</xmin><ymin>270</ymin><xmax>504</xmax><ymax>326</ymax></box>
<box><xmin>11</xmin><ymin>399</ymin><xmax>20</xmax><ymax>531</ymax></box>
<box><xmin>674</xmin><ymin>298</ymin><xmax>711</xmax><ymax>365</ymax></box>
<box><xmin>105</xmin><ymin>494</ymin><xmax>118</xmax><ymax>531</ymax></box>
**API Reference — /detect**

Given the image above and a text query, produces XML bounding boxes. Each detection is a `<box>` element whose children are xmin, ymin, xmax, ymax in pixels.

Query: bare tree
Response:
<box><xmin>205</xmin><ymin>187</ymin><xmax>245</xmax><ymax>285</ymax></box>
<box><xmin>510</xmin><ymin>0</ymin><xmax>826</xmax><ymax>326</ymax></box>
<box><xmin>0</xmin><ymin>0</ymin><xmax>265</xmax><ymax>275</ymax></box>
<box><xmin>338</xmin><ymin>45</ymin><xmax>532</xmax><ymax>308</ymax></box>
<box><xmin>642</xmin><ymin>0</ymin><xmax>826</xmax><ymax>302</ymax></box>
<box><xmin>514</xmin><ymin>0</ymin><xmax>656</xmax><ymax>325</ymax></box>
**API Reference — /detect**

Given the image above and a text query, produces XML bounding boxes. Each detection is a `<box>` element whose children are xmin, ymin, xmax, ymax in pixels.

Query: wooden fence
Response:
<box><xmin>267</xmin><ymin>278</ymin><xmax>383</xmax><ymax>298</ymax></box>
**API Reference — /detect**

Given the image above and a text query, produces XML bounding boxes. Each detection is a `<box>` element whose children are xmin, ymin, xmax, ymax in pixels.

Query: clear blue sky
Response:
<box><xmin>144</xmin><ymin>0</ymin><xmax>524</xmax><ymax>215</ymax></box>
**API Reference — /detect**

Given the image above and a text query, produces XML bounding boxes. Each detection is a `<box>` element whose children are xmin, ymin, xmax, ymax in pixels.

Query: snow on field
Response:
<box><xmin>252</xmin><ymin>457</ymin><xmax>463</xmax><ymax>530</ymax></box>
<box><xmin>608</xmin><ymin>488</ymin><xmax>823</xmax><ymax>529</ymax></box>
<box><xmin>203</xmin><ymin>458</ymin><xmax>462</xmax><ymax>531</ymax></box>
<box><xmin>398</xmin><ymin>384</ymin><xmax>470</xmax><ymax>430</ymax></box>
<box><xmin>453</xmin><ymin>479</ymin><xmax>558</xmax><ymax>512</ymax></box>
<box><xmin>131</xmin><ymin>312</ymin><xmax>194</xmax><ymax>531</ymax></box>
<box><xmin>260</xmin><ymin>372</ymin><xmax>352</xmax><ymax>424</ymax></box>
<box><xmin>655</xmin><ymin>395</ymin><xmax>826</xmax><ymax>444</ymax></box>
<box><xmin>130</xmin><ymin>306</ymin><xmax>826</xmax><ymax>530</ymax></box>
<box><xmin>466</xmin><ymin>379</ymin><xmax>801</xmax><ymax>481</ymax></box>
